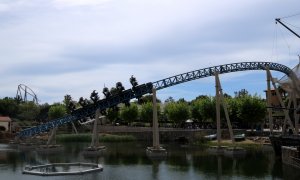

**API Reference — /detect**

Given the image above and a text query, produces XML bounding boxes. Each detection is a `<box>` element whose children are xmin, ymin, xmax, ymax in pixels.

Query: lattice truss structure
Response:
<box><xmin>18</xmin><ymin>61</ymin><xmax>296</xmax><ymax>138</ymax></box>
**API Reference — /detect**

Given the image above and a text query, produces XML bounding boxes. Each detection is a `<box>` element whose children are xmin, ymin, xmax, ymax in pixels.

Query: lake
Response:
<box><xmin>0</xmin><ymin>142</ymin><xmax>299</xmax><ymax>180</ymax></box>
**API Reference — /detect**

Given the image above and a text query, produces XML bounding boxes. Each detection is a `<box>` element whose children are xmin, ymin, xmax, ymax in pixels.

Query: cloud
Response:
<box><xmin>0</xmin><ymin>0</ymin><xmax>300</xmax><ymax>103</ymax></box>
<box><xmin>52</xmin><ymin>0</ymin><xmax>111</xmax><ymax>8</ymax></box>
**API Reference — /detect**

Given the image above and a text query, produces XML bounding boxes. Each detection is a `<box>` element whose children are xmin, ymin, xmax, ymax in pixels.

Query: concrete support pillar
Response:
<box><xmin>91</xmin><ymin>109</ymin><xmax>100</xmax><ymax>147</ymax></box>
<box><xmin>216</xmin><ymin>72</ymin><xmax>235</xmax><ymax>144</ymax></box>
<box><xmin>71</xmin><ymin>122</ymin><xmax>78</xmax><ymax>134</ymax></box>
<box><xmin>47</xmin><ymin>127</ymin><xmax>57</xmax><ymax>145</ymax></box>
<box><xmin>266</xmin><ymin>67</ymin><xmax>274</xmax><ymax>134</ymax></box>
<box><xmin>152</xmin><ymin>88</ymin><xmax>160</xmax><ymax>149</ymax></box>
<box><xmin>215</xmin><ymin>72</ymin><xmax>221</xmax><ymax>146</ymax></box>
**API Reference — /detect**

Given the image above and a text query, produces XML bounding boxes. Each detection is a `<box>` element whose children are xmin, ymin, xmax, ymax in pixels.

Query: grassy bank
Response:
<box><xmin>195</xmin><ymin>139</ymin><xmax>265</xmax><ymax>150</ymax></box>
<box><xmin>56</xmin><ymin>133</ymin><xmax>136</xmax><ymax>143</ymax></box>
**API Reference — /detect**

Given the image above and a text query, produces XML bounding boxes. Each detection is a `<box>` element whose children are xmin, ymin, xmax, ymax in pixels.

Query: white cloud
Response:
<box><xmin>52</xmin><ymin>0</ymin><xmax>111</xmax><ymax>8</ymax></box>
<box><xmin>0</xmin><ymin>0</ymin><xmax>300</xmax><ymax>103</ymax></box>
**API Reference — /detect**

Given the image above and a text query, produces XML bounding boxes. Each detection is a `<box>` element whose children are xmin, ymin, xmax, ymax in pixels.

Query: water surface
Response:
<box><xmin>0</xmin><ymin>142</ymin><xmax>299</xmax><ymax>180</ymax></box>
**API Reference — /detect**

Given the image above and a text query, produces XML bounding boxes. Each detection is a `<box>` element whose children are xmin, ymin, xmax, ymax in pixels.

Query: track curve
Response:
<box><xmin>17</xmin><ymin>61</ymin><xmax>294</xmax><ymax>138</ymax></box>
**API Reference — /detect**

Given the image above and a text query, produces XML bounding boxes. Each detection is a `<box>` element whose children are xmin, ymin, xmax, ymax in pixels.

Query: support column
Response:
<box><xmin>216</xmin><ymin>72</ymin><xmax>235</xmax><ymax>144</ymax></box>
<box><xmin>292</xmin><ymin>92</ymin><xmax>299</xmax><ymax>134</ymax></box>
<box><xmin>152</xmin><ymin>88</ymin><xmax>160</xmax><ymax>149</ymax></box>
<box><xmin>47</xmin><ymin>127</ymin><xmax>57</xmax><ymax>145</ymax></box>
<box><xmin>215</xmin><ymin>72</ymin><xmax>221</xmax><ymax>146</ymax></box>
<box><xmin>266</xmin><ymin>68</ymin><xmax>274</xmax><ymax>134</ymax></box>
<box><xmin>71</xmin><ymin>122</ymin><xmax>78</xmax><ymax>134</ymax></box>
<box><xmin>91</xmin><ymin>109</ymin><xmax>100</xmax><ymax>147</ymax></box>
<box><xmin>146</xmin><ymin>88</ymin><xmax>166</xmax><ymax>158</ymax></box>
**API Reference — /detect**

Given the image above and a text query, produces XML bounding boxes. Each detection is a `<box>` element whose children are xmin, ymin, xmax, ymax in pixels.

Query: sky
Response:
<box><xmin>0</xmin><ymin>0</ymin><xmax>300</xmax><ymax>104</ymax></box>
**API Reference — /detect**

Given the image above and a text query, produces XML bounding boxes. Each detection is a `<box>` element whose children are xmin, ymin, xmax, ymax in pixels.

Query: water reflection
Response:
<box><xmin>0</xmin><ymin>142</ymin><xmax>300</xmax><ymax>180</ymax></box>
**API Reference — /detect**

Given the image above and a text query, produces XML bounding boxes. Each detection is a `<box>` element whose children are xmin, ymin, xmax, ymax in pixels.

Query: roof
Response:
<box><xmin>0</xmin><ymin>116</ymin><xmax>12</xmax><ymax>122</ymax></box>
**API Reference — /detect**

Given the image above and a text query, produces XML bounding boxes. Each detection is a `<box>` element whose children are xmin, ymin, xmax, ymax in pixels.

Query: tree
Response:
<box><xmin>140</xmin><ymin>102</ymin><xmax>161</xmax><ymax>123</ymax></box>
<box><xmin>37</xmin><ymin>103</ymin><xmax>50</xmax><ymax>122</ymax></box>
<box><xmin>226</xmin><ymin>97</ymin><xmax>241</xmax><ymax>123</ymax></box>
<box><xmin>164</xmin><ymin>102</ymin><xmax>190</xmax><ymax>125</ymax></box>
<box><xmin>0</xmin><ymin>97</ymin><xmax>19</xmax><ymax>117</ymax></box>
<box><xmin>234</xmin><ymin>89</ymin><xmax>249</xmax><ymax>98</ymax></box>
<box><xmin>106</xmin><ymin>108</ymin><xmax>119</xmax><ymax>123</ymax></box>
<box><xmin>165</xmin><ymin>96</ymin><xmax>175</xmax><ymax>103</ymax></box>
<box><xmin>191</xmin><ymin>99</ymin><xmax>203</xmax><ymax>122</ymax></box>
<box><xmin>237</xmin><ymin>95</ymin><xmax>266</xmax><ymax>130</ymax></box>
<box><xmin>18</xmin><ymin>102</ymin><xmax>40</xmax><ymax>121</ymax></box>
<box><xmin>198</xmin><ymin>97</ymin><xmax>216</xmax><ymax>122</ymax></box>
<box><xmin>120</xmin><ymin>104</ymin><xmax>138</xmax><ymax>123</ymax></box>
<box><xmin>48</xmin><ymin>104</ymin><xmax>66</xmax><ymax>120</ymax></box>
<box><xmin>140</xmin><ymin>95</ymin><xmax>161</xmax><ymax>104</ymax></box>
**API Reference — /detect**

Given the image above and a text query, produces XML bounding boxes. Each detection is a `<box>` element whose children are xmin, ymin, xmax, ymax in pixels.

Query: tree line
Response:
<box><xmin>0</xmin><ymin>89</ymin><xmax>266</xmax><ymax>129</ymax></box>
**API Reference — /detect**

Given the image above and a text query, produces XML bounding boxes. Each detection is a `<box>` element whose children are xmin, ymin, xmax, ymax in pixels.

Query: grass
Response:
<box><xmin>56</xmin><ymin>133</ymin><xmax>136</xmax><ymax>143</ymax></box>
<box><xmin>196</xmin><ymin>139</ymin><xmax>263</xmax><ymax>150</ymax></box>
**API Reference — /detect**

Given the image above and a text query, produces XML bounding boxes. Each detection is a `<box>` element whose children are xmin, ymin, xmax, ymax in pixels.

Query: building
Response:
<box><xmin>0</xmin><ymin>116</ymin><xmax>12</xmax><ymax>132</ymax></box>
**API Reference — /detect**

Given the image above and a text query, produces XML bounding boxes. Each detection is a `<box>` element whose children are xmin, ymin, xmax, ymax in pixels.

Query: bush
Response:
<box><xmin>56</xmin><ymin>133</ymin><xmax>136</xmax><ymax>143</ymax></box>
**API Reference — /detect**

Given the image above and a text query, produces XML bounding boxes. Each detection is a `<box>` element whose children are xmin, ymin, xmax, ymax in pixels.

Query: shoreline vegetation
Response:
<box><xmin>197</xmin><ymin>139</ymin><xmax>268</xmax><ymax>150</ymax></box>
<box><xmin>56</xmin><ymin>133</ymin><xmax>137</xmax><ymax>143</ymax></box>
<box><xmin>55</xmin><ymin>133</ymin><xmax>268</xmax><ymax>151</ymax></box>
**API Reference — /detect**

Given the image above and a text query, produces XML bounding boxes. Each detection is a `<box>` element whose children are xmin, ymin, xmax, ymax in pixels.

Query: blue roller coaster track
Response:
<box><xmin>17</xmin><ymin>61</ymin><xmax>294</xmax><ymax>138</ymax></box>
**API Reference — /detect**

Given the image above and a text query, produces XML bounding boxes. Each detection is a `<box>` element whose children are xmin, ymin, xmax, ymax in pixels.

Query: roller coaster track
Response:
<box><xmin>17</xmin><ymin>61</ymin><xmax>295</xmax><ymax>138</ymax></box>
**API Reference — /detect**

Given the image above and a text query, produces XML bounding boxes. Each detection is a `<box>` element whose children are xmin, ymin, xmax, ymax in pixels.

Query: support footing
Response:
<box><xmin>82</xmin><ymin>146</ymin><xmax>106</xmax><ymax>156</ymax></box>
<box><xmin>146</xmin><ymin>146</ymin><xmax>167</xmax><ymax>159</ymax></box>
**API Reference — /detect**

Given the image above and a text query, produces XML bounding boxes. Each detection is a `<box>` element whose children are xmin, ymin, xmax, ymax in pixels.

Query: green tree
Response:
<box><xmin>191</xmin><ymin>99</ymin><xmax>203</xmax><ymax>122</ymax></box>
<box><xmin>164</xmin><ymin>96</ymin><xmax>175</xmax><ymax>103</ymax></box>
<box><xmin>164</xmin><ymin>102</ymin><xmax>190</xmax><ymax>125</ymax></box>
<box><xmin>18</xmin><ymin>101</ymin><xmax>40</xmax><ymax>121</ymax></box>
<box><xmin>237</xmin><ymin>95</ymin><xmax>266</xmax><ymax>130</ymax></box>
<box><xmin>48</xmin><ymin>104</ymin><xmax>66</xmax><ymax>120</ymax></box>
<box><xmin>140</xmin><ymin>102</ymin><xmax>161</xmax><ymax>123</ymax></box>
<box><xmin>0</xmin><ymin>97</ymin><xmax>19</xmax><ymax>117</ymax></box>
<box><xmin>37</xmin><ymin>103</ymin><xmax>50</xmax><ymax>122</ymax></box>
<box><xmin>234</xmin><ymin>89</ymin><xmax>249</xmax><ymax>98</ymax></box>
<box><xmin>120</xmin><ymin>104</ymin><xmax>138</xmax><ymax>123</ymax></box>
<box><xmin>226</xmin><ymin>97</ymin><xmax>241</xmax><ymax>123</ymax></box>
<box><xmin>106</xmin><ymin>108</ymin><xmax>119</xmax><ymax>123</ymax></box>
<box><xmin>140</xmin><ymin>95</ymin><xmax>161</xmax><ymax>104</ymax></box>
<box><xmin>198</xmin><ymin>97</ymin><xmax>216</xmax><ymax>122</ymax></box>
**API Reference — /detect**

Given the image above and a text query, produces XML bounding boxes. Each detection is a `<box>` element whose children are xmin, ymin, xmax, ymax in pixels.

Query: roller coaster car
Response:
<box><xmin>67</xmin><ymin>101</ymin><xmax>76</xmax><ymax>112</ymax></box>
<box><xmin>90</xmin><ymin>90</ymin><xmax>100</xmax><ymax>103</ymax></box>
<box><xmin>130</xmin><ymin>76</ymin><xmax>138</xmax><ymax>87</ymax></box>
<box><xmin>102</xmin><ymin>87</ymin><xmax>111</xmax><ymax>98</ymax></box>
<box><xmin>79</xmin><ymin>97</ymin><xmax>90</xmax><ymax>107</ymax></box>
<box><xmin>116</xmin><ymin>82</ymin><xmax>125</xmax><ymax>93</ymax></box>
<box><xmin>132</xmin><ymin>83</ymin><xmax>153</xmax><ymax>100</ymax></box>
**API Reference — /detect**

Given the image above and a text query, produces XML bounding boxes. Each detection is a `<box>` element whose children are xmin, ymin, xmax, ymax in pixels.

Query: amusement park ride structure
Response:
<box><xmin>16</xmin><ymin>84</ymin><xmax>38</xmax><ymax>104</ymax></box>
<box><xmin>16</xmin><ymin>61</ymin><xmax>300</xmax><ymax>139</ymax></box>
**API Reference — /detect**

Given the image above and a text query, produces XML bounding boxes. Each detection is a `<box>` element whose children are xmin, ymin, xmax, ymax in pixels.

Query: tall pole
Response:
<box><xmin>152</xmin><ymin>88</ymin><xmax>160</xmax><ymax>149</ymax></box>
<box><xmin>91</xmin><ymin>109</ymin><xmax>100</xmax><ymax>147</ymax></box>
<box><xmin>216</xmin><ymin>73</ymin><xmax>235</xmax><ymax>144</ymax></box>
<box><xmin>47</xmin><ymin>127</ymin><xmax>57</xmax><ymax>145</ymax></box>
<box><xmin>292</xmin><ymin>92</ymin><xmax>299</xmax><ymax>134</ymax></box>
<box><xmin>266</xmin><ymin>67</ymin><xmax>274</xmax><ymax>134</ymax></box>
<box><xmin>215</xmin><ymin>72</ymin><xmax>221</xmax><ymax>146</ymax></box>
